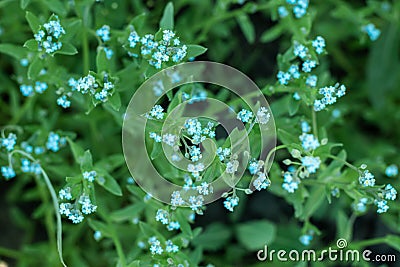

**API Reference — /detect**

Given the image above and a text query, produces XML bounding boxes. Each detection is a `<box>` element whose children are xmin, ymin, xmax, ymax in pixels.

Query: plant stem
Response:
<box><xmin>0</xmin><ymin>247</ymin><xmax>22</xmax><ymax>259</ymax></box>
<box><xmin>8</xmin><ymin>150</ymin><xmax>66</xmax><ymax>267</ymax></box>
<box><xmin>82</xmin><ymin>6</ymin><xmax>91</xmax><ymax>74</ymax></box>
<box><xmin>312</xmin><ymin>108</ymin><xmax>318</xmax><ymax>139</ymax></box>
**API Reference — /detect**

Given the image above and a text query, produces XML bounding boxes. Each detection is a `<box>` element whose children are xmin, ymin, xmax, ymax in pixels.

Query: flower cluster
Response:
<box><xmin>69</xmin><ymin>73</ymin><xmax>115</xmax><ymax>104</ymax></box>
<box><xmin>96</xmin><ymin>25</ymin><xmax>113</xmax><ymax>59</ymax></box>
<box><xmin>237</xmin><ymin>107</ymin><xmax>271</xmax><ymax>125</ymax></box>
<box><xmin>253</xmin><ymin>172</ymin><xmax>271</xmax><ymax>191</ymax></box>
<box><xmin>148</xmin><ymin>237</ymin><xmax>179</xmax><ymax>255</ymax></box>
<box><xmin>34</xmin><ymin>16</ymin><xmax>65</xmax><ymax>54</ymax></box>
<box><xmin>59</xmin><ymin>182</ymin><xmax>97</xmax><ymax>223</ymax></box>
<box><xmin>46</xmin><ymin>132</ymin><xmax>66</xmax><ymax>152</ymax></box>
<box><xmin>358</xmin><ymin>169</ymin><xmax>375</xmax><ymax>187</ymax></box>
<box><xmin>20</xmin><ymin>158</ymin><xmax>41</xmax><ymax>175</ymax></box>
<box><xmin>314</xmin><ymin>83</ymin><xmax>346</xmax><ymax>111</ymax></box>
<box><xmin>155</xmin><ymin>209</ymin><xmax>181</xmax><ymax>231</ymax></box>
<box><xmin>127</xmin><ymin>29</ymin><xmax>187</xmax><ymax>69</ymax></box>
<box><xmin>20</xmin><ymin>81</ymin><xmax>48</xmax><ymax>97</ymax></box>
<box><xmin>282</xmin><ymin>171</ymin><xmax>300</xmax><ymax>193</ymax></box>
<box><xmin>278</xmin><ymin>0</ymin><xmax>309</xmax><ymax>19</ymax></box>
<box><xmin>183</xmin><ymin>118</ymin><xmax>215</xmax><ymax>144</ymax></box>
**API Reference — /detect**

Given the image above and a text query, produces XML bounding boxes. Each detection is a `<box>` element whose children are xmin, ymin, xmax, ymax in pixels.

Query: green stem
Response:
<box><xmin>82</xmin><ymin>6</ymin><xmax>90</xmax><ymax>74</ymax></box>
<box><xmin>349</xmin><ymin>237</ymin><xmax>387</xmax><ymax>248</ymax></box>
<box><xmin>0</xmin><ymin>247</ymin><xmax>22</xmax><ymax>259</ymax></box>
<box><xmin>312</xmin><ymin>108</ymin><xmax>318</xmax><ymax>139</ymax></box>
<box><xmin>8</xmin><ymin>150</ymin><xmax>66</xmax><ymax>267</ymax></box>
<box><xmin>326</xmin><ymin>154</ymin><xmax>360</xmax><ymax>173</ymax></box>
<box><xmin>264</xmin><ymin>144</ymin><xmax>290</xmax><ymax>172</ymax></box>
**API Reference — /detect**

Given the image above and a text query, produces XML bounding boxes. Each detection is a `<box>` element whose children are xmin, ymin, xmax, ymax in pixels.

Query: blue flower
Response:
<box><xmin>253</xmin><ymin>172</ymin><xmax>271</xmax><ymax>191</ymax></box>
<box><xmin>34</xmin><ymin>16</ymin><xmax>65</xmax><ymax>54</ymax></box>
<box><xmin>312</xmin><ymin>36</ymin><xmax>326</xmax><ymax>54</ymax></box>
<box><xmin>299</xmin><ymin>234</ymin><xmax>313</xmax><ymax>246</ymax></box>
<box><xmin>79</xmin><ymin>195</ymin><xmax>97</xmax><ymax>215</ymax></box>
<box><xmin>149</xmin><ymin>237</ymin><xmax>163</xmax><ymax>255</ymax></box>
<box><xmin>299</xmin><ymin>133</ymin><xmax>320</xmax><ymax>151</ymax></box>
<box><xmin>34</xmin><ymin>81</ymin><xmax>48</xmax><ymax>93</ymax></box>
<box><xmin>167</xmin><ymin>221</ymin><xmax>180</xmax><ymax>231</ymax></box>
<box><xmin>301</xmin><ymin>156</ymin><xmax>321</xmax><ymax>174</ymax></box>
<box><xmin>46</xmin><ymin>132</ymin><xmax>66</xmax><ymax>152</ymax></box>
<box><xmin>59</xmin><ymin>187</ymin><xmax>72</xmax><ymax>200</ymax></box>
<box><xmin>278</xmin><ymin>6</ymin><xmax>289</xmax><ymax>18</ymax></box>
<box><xmin>57</xmin><ymin>95</ymin><xmax>71</xmax><ymax>108</ymax></box>
<box><xmin>93</xmin><ymin>231</ymin><xmax>102</xmax><ymax>241</ymax></box>
<box><xmin>223</xmin><ymin>195</ymin><xmax>239</xmax><ymax>212</ymax></box>
<box><xmin>306</xmin><ymin>75</ymin><xmax>318</xmax><ymax>87</ymax></box>
<box><xmin>149</xmin><ymin>132</ymin><xmax>162</xmax><ymax>142</ymax></box>
<box><xmin>1</xmin><ymin>133</ymin><xmax>17</xmax><ymax>151</ymax></box>
<box><xmin>302</xmin><ymin>60</ymin><xmax>317</xmax><ymax>73</ymax></box>
<box><xmin>155</xmin><ymin>209</ymin><xmax>169</xmax><ymax>225</ymax></box>
<box><xmin>237</xmin><ymin>109</ymin><xmax>254</xmax><ymax>123</ymax></box>
<box><xmin>282</xmin><ymin>172</ymin><xmax>299</xmax><ymax>193</ymax></box>
<box><xmin>362</xmin><ymin>23</ymin><xmax>380</xmax><ymax>41</ymax></box>
<box><xmin>359</xmin><ymin>170</ymin><xmax>375</xmax><ymax>187</ymax></box>
<box><xmin>104</xmin><ymin>47</ymin><xmax>113</xmax><ymax>59</ymax></box>
<box><xmin>20</xmin><ymin>58</ymin><xmax>29</xmax><ymax>66</ymax></box>
<box><xmin>149</xmin><ymin>105</ymin><xmax>165</xmax><ymax>119</ymax></box>
<box><xmin>165</xmin><ymin>240</ymin><xmax>179</xmax><ymax>253</ymax></box>
<box><xmin>248</xmin><ymin>159</ymin><xmax>262</xmax><ymax>175</ymax></box>
<box><xmin>128</xmin><ymin>30</ymin><xmax>140</xmax><ymax>48</ymax></box>
<box><xmin>96</xmin><ymin>25</ymin><xmax>111</xmax><ymax>42</ymax></box>
<box><xmin>20</xmin><ymin>84</ymin><xmax>34</xmax><ymax>97</ymax></box>
<box><xmin>301</xmin><ymin>121</ymin><xmax>311</xmax><ymax>133</ymax></box>
<box><xmin>289</xmin><ymin>64</ymin><xmax>300</xmax><ymax>79</ymax></box>
<box><xmin>277</xmin><ymin>71</ymin><xmax>291</xmax><ymax>85</ymax></box>
<box><xmin>83</xmin><ymin>171</ymin><xmax>97</xmax><ymax>182</ymax></box>
<box><xmin>171</xmin><ymin>191</ymin><xmax>185</xmax><ymax>207</ymax></box>
<box><xmin>385</xmin><ymin>164</ymin><xmax>398</xmax><ymax>177</ymax></box>
<box><xmin>294</xmin><ymin>42</ymin><xmax>308</xmax><ymax>59</ymax></box>
<box><xmin>1</xmin><ymin>166</ymin><xmax>16</xmax><ymax>180</ymax></box>
<box><xmin>375</xmin><ymin>199</ymin><xmax>389</xmax><ymax>213</ymax></box>
<box><xmin>353</xmin><ymin>198</ymin><xmax>368</xmax><ymax>213</ymax></box>
<box><xmin>383</xmin><ymin>184</ymin><xmax>397</xmax><ymax>200</ymax></box>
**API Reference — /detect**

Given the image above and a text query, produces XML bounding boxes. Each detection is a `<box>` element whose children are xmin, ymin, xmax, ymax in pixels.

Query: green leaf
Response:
<box><xmin>26</xmin><ymin>11</ymin><xmax>41</xmax><ymax>33</ymax></box>
<box><xmin>127</xmin><ymin>261</ymin><xmax>141</xmax><ymax>267</ymax></box>
<box><xmin>23</xmin><ymin>39</ymin><xmax>38</xmax><ymax>51</ymax></box>
<box><xmin>150</xmin><ymin>142</ymin><xmax>162</xmax><ymax>160</ymax></box>
<box><xmin>95</xmin><ymin>154</ymin><xmax>125</xmax><ymax>172</ymax></box>
<box><xmin>42</xmin><ymin>0</ymin><xmax>67</xmax><ymax>17</ymax></box>
<box><xmin>300</xmin><ymin>186</ymin><xmax>326</xmax><ymax>220</ymax></box>
<box><xmin>80</xmin><ymin>150</ymin><xmax>93</xmax><ymax>171</ymax></box>
<box><xmin>236</xmin><ymin>220</ymin><xmax>276</xmax><ymax>251</ymax></box>
<box><xmin>55</xmin><ymin>43</ymin><xmax>78</xmax><ymax>55</ymax></box>
<box><xmin>108</xmin><ymin>92</ymin><xmax>121</xmax><ymax>111</ymax></box>
<box><xmin>192</xmin><ymin>223</ymin><xmax>232</xmax><ymax>251</ymax></box>
<box><xmin>66</xmin><ymin>137</ymin><xmax>85</xmax><ymax>163</ymax></box>
<box><xmin>175</xmin><ymin>209</ymin><xmax>193</xmax><ymax>238</ymax></box>
<box><xmin>96</xmin><ymin>48</ymin><xmax>108</xmax><ymax>73</ymax></box>
<box><xmin>27</xmin><ymin>56</ymin><xmax>43</xmax><ymax>80</ymax></box>
<box><xmin>260</xmin><ymin>23</ymin><xmax>284</xmax><ymax>43</ymax></box>
<box><xmin>186</xmin><ymin>44</ymin><xmax>207</xmax><ymax>58</ymax></box>
<box><xmin>20</xmin><ymin>0</ymin><xmax>31</xmax><ymax>9</ymax></box>
<box><xmin>288</xmin><ymin>96</ymin><xmax>300</xmax><ymax>116</ymax></box>
<box><xmin>88</xmin><ymin>219</ymin><xmax>112</xmax><ymax>237</ymax></box>
<box><xmin>62</xmin><ymin>19</ymin><xmax>82</xmax><ymax>42</ymax></box>
<box><xmin>96</xmin><ymin>172</ymin><xmax>122</xmax><ymax>196</ymax></box>
<box><xmin>0</xmin><ymin>44</ymin><xmax>28</xmax><ymax>59</ymax></box>
<box><xmin>139</xmin><ymin>222</ymin><xmax>159</xmax><ymax>237</ymax></box>
<box><xmin>385</xmin><ymin>235</ymin><xmax>400</xmax><ymax>251</ymax></box>
<box><xmin>160</xmin><ymin>2</ymin><xmax>174</xmax><ymax>30</ymax></box>
<box><xmin>110</xmin><ymin>202</ymin><xmax>146</xmax><ymax>222</ymax></box>
<box><xmin>236</xmin><ymin>14</ymin><xmax>255</xmax><ymax>43</ymax></box>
